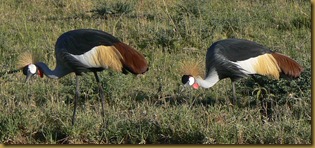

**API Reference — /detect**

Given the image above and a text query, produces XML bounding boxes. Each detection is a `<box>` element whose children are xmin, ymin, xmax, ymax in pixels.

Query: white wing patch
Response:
<box><xmin>232</xmin><ymin>57</ymin><xmax>259</xmax><ymax>74</ymax></box>
<box><xmin>70</xmin><ymin>46</ymin><xmax>106</xmax><ymax>68</ymax></box>
<box><xmin>69</xmin><ymin>45</ymin><xmax>123</xmax><ymax>72</ymax></box>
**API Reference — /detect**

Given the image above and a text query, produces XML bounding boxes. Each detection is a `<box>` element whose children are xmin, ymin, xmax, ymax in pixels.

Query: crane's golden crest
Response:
<box><xmin>179</xmin><ymin>59</ymin><xmax>204</xmax><ymax>77</ymax></box>
<box><xmin>17</xmin><ymin>52</ymin><xmax>38</xmax><ymax>69</ymax></box>
<box><xmin>96</xmin><ymin>46</ymin><xmax>124</xmax><ymax>72</ymax></box>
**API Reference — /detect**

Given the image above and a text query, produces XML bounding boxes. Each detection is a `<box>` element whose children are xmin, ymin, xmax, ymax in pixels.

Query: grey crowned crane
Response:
<box><xmin>181</xmin><ymin>38</ymin><xmax>303</xmax><ymax>103</ymax></box>
<box><xmin>18</xmin><ymin>29</ymin><xmax>149</xmax><ymax>126</ymax></box>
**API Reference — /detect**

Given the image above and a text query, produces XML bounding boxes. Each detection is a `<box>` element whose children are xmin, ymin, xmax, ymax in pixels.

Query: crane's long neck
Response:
<box><xmin>195</xmin><ymin>70</ymin><xmax>220</xmax><ymax>88</ymax></box>
<box><xmin>35</xmin><ymin>62</ymin><xmax>71</xmax><ymax>79</ymax></box>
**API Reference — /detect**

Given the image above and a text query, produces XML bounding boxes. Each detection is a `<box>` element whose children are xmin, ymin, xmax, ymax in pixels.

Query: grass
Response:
<box><xmin>0</xmin><ymin>0</ymin><xmax>311</xmax><ymax>144</ymax></box>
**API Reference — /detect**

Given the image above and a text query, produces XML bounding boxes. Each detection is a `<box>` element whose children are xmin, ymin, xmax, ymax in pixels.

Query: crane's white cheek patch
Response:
<box><xmin>28</xmin><ymin>64</ymin><xmax>37</xmax><ymax>74</ymax></box>
<box><xmin>188</xmin><ymin>77</ymin><xmax>195</xmax><ymax>85</ymax></box>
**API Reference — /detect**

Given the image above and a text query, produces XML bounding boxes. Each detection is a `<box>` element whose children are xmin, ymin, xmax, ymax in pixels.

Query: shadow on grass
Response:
<box><xmin>100</xmin><ymin>119</ymin><xmax>205</xmax><ymax>144</ymax></box>
<box><xmin>126</xmin><ymin>89</ymin><xmax>220</xmax><ymax>108</ymax></box>
<box><xmin>126</xmin><ymin>83</ymin><xmax>287</xmax><ymax>124</ymax></box>
<box><xmin>32</xmin><ymin>129</ymin><xmax>69</xmax><ymax>144</ymax></box>
<box><xmin>27</xmin><ymin>123</ymin><xmax>69</xmax><ymax>144</ymax></box>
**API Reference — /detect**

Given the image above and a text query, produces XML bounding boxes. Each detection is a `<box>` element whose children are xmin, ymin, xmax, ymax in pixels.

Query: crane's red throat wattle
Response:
<box><xmin>38</xmin><ymin>69</ymin><xmax>43</xmax><ymax>78</ymax></box>
<box><xmin>192</xmin><ymin>83</ymin><xmax>199</xmax><ymax>89</ymax></box>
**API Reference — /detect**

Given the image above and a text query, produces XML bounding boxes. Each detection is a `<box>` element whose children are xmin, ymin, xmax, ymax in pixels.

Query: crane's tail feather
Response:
<box><xmin>271</xmin><ymin>52</ymin><xmax>303</xmax><ymax>78</ymax></box>
<box><xmin>254</xmin><ymin>53</ymin><xmax>303</xmax><ymax>79</ymax></box>
<box><xmin>254</xmin><ymin>54</ymin><xmax>281</xmax><ymax>79</ymax></box>
<box><xmin>97</xmin><ymin>46</ymin><xmax>123</xmax><ymax>72</ymax></box>
<box><xmin>113</xmin><ymin>42</ymin><xmax>148</xmax><ymax>74</ymax></box>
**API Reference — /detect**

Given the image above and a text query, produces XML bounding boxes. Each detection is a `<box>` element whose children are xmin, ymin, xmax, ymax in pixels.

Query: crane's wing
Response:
<box><xmin>205</xmin><ymin>39</ymin><xmax>273</xmax><ymax>80</ymax></box>
<box><xmin>55</xmin><ymin>29</ymin><xmax>148</xmax><ymax>74</ymax></box>
<box><xmin>205</xmin><ymin>38</ymin><xmax>302</xmax><ymax>81</ymax></box>
<box><xmin>210</xmin><ymin>38</ymin><xmax>274</xmax><ymax>62</ymax></box>
<box><xmin>111</xmin><ymin>41</ymin><xmax>148</xmax><ymax>74</ymax></box>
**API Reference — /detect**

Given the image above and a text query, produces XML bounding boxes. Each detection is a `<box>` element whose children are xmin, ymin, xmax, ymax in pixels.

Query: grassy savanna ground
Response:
<box><xmin>0</xmin><ymin>0</ymin><xmax>311</xmax><ymax>144</ymax></box>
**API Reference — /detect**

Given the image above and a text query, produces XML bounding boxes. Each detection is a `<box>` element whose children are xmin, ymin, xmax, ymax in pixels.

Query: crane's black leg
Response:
<box><xmin>232</xmin><ymin>81</ymin><xmax>236</xmax><ymax>105</ymax></box>
<box><xmin>94</xmin><ymin>72</ymin><xmax>106</xmax><ymax>124</ymax></box>
<box><xmin>72</xmin><ymin>75</ymin><xmax>80</xmax><ymax>126</ymax></box>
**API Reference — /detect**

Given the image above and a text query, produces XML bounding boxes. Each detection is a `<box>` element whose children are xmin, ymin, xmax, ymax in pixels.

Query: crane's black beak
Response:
<box><xmin>23</xmin><ymin>64</ymin><xmax>38</xmax><ymax>83</ymax></box>
<box><xmin>179</xmin><ymin>83</ymin><xmax>189</xmax><ymax>94</ymax></box>
<box><xmin>25</xmin><ymin>71</ymin><xmax>34</xmax><ymax>83</ymax></box>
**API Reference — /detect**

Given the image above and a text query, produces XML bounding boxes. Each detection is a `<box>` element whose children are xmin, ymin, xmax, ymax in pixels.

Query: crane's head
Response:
<box><xmin>17</xmin><ymin>52</ymin><xmax>43</xmax><ymax>82</ymax></box>
<box><xmin>179</xmin><ymin>60</ymin><xmax>203</xmax><ymax>90</ymax></box>
<box><xmin>22</xmin><ymin>64</ymin><xmax>43</xmax><ymax>82</ymax></box>
<box><xmin>181</xmin><ymin>75</ymin><xmax>199</xmax><ymax>89</ymax></box>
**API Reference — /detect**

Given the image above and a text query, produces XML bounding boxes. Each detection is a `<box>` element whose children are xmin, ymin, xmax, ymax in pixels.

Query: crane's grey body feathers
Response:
<box><xmin>55</xmin><ymin>29</ymin><xmax>119</xmax><ymax>55</ymax></box>
<box><xmin>210</xmin><ymin>39</ymin><xmax>273</xmax><ymax>62</ymax></box>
